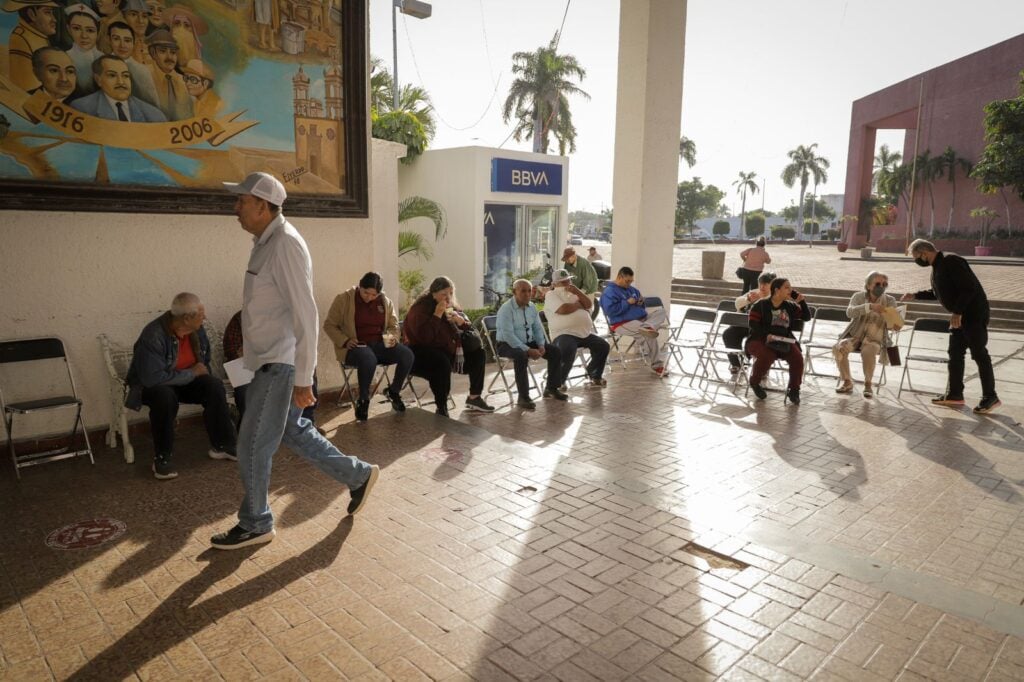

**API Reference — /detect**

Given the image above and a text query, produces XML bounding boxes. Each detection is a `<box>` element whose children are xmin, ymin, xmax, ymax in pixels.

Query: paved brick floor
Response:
<box><xmin>3</xmin><ymin>333</ymin><xmax>1023</xmax><ymax>680</ymax></box>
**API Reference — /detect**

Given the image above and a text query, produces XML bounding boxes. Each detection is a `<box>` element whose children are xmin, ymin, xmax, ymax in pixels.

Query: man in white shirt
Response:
<box><xmin>544</xmin><ymin>269</ymin><xmax>610</xmax><ymax>390</ymax></box>
<box><xmin>211</xmin><ymin>172</ymin><xmax>379</xmax><ymax>550</ymax></box>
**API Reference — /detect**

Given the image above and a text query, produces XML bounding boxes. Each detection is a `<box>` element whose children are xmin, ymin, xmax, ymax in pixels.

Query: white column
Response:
<box><xmin>611</xmin><ymin>0</ymin><xmax>687</xmax><ymax>304</ymax></box>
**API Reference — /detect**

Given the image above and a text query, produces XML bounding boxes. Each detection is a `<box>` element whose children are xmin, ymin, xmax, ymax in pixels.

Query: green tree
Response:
<box><xmin>713</xmin><ymin>220</ymin><xmax>731</xmax><ymax>236</ymax></box>
<box><xmin>502</xmin><ymin>33</ymin><xmax>590</xmax><ymax>154</ymax></box>
<box><xmin>370</xmin><ymin>56</ymin><xmax>437</xmax><ymax>163</ymax></box>
<box><xmin>771</xmin><ymin>225</ymin><xmax>796</xmax><ymax>239</ymax></box>
<box><xmin>872</xmin><ymin>144</ymin><xmax>902</xmax><ymax>195</ymax></box>
<box><xmin>745</xmin><ymin>212</ymin><xmax>766</xmax><ymax>237</ymax></box>
<box><xmin>732</xmin><ymin>171</ymin><xmax>759</xmax><ymax>235</ymax></box>
<box><xmin>675</xmin><ymin>177</ymin><xmax>725</xmax><ymax>231</ymax></box>
<box><xmin>937</xmin><ymin>146</ymin><xmax>973</xmax><ymax>230</ymax></box>
<box><xmin>781</xmin><ymin>196</ymin><xmax>836</xmax><ymax>223</ymax></box>
<box><xmin>972</xmin><ymin>71</ymin><xmax>1024</xmax><ymax>229</ymax></box>
<box><xmin>879</xmin><ymin>163</ymin><xmax>914</xmax><ymax>219</ymax></box>
<box><xmin>398</xmin><ymin>196</ymin><xmax>447</xmax><ymax>259</ymax></box>
<box><xmin>914</xmin><ymin>150</ymin><xmax>941</xmax><ymax>235</ymax></box>
<box><xmin>678</xmin><ymin>136</ymin><xmax>697</xmax><ymax>168</ymax></box>
<box><xmin>781</xmin><ymin>143</ymin><xmax>829</xmax><ymax>241</ymax></box>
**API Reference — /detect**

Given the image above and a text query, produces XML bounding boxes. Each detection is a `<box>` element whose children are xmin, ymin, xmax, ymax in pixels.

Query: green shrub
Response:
<box><xmin>771</xmin><ymin>225</ymin><xmax>796</xmax><ymax>239</ymax></box>
<box><xmin>825</xmin><ymin>228</ymin><xmax>840</xmax><ymax>241</ymax></box>
<box><xmin>713</xmin><ymin>220</ymin><xmax>730</xmax><ymax>236</ymax></box>
<box><xmin>802</xmin><ymin>219</ymin><xmax>820</xmax><ymax>236</ymax></box>
<box><xmin>745</xmin><ymin>214</ymin><xmax>766</xmax><ymax>236</ymax></box>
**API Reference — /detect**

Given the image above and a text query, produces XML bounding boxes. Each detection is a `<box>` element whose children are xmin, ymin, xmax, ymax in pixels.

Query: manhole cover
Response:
<box><xmin>420</xmin><ymin>447</ymin><xmax>465</xmax><ymax>464</ymax></box>
<box><xmin>604</xmin><ymin>412</ymin><xmax>642</xmax><ymax>424</ymax></box>
<box><xmin>45</xmin><ymin>517</ymin><xmax>126</xmax><ymax>550</ymax></box>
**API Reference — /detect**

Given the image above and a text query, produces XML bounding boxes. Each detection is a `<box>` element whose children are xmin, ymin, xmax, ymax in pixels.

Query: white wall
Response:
<box><xmin>399</xmin><ymin>146</ymin><xmax>570</xmax><ymax>309</ymax></box>
<box><xmin>0</xmin><ymin>138</ymin><xmax>403</xmax><ymax>437</ymax></box>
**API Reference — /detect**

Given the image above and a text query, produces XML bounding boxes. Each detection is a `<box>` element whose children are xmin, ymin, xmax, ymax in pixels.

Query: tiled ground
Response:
<box><xmin>2</xmin><ymin>331</ymin><xmax>1023</xmax><ymax>680</ymax></box>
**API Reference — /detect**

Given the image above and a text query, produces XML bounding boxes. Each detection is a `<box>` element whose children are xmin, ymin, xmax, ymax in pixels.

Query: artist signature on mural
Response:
<box><xmin>283</xmin><ymin>166</ymin><xmax>308</xmax><ymax>184</ymax></box>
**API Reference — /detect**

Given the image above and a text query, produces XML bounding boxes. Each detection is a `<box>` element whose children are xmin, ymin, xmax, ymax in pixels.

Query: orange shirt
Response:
<box><xmin>175</xmin><ymin>335</ymin><xmax>196</xmax><ymax>370</ymax></box>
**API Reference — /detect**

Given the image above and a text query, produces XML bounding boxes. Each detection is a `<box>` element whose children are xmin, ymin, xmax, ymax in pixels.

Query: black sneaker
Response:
<box><xmin>355</xmin><ymin>399</ymin><xmax>370</xmax><ymax>421</ymax></box>
<box><xmin>386</xmin><ymin>390</ymin><xmax>406</xmax><ymax>412</ymax></box>
<box><xmin>974</xmin><ymin>396</ymin><xmax>1002</xmax><ymax>415</ymax></box>
<box><xmin>348</xmin><ymin>465</ymin><xmax>380</xmax><ymax>515</ymax></box>
<box><xmin>544</xmin><ymin>387</ymin><xmax>569</xmax><ymax>401</ymax></box>
<box><xmin>152</xmin><ymin>457</ymin><xmax>177</xmax><ymax>480</ymax></box>
<box><xmin>785</xmin><ymin>388</ymin><xmax>801</xmax><ymax>406</ymax></box>
<box><xmin>436</xmin><ymin>403</ymin><xmax>450</xmax><ymax>418</ymax></box>
<box><xmin>932</xmin><ymin>394</ymin><xmax>965</xmax><ymax>407</ymax></box>
<box><xmin>751</xmin><ymin>382</ymin><xmax>767</xmax><ymax>400</ymax></box>
<box><xmin>517</xmin><ymin>397</ymin><xmax>536</xmax><ymax>410</ymax></box>
<box><xmin>588</xmin><ymin>376</ymin><xmax>607</xmax><ymax>387</ymax></box>
<box><xmin>465</xmin><ymin>396</ymin><xmax>495</xmax><ymax>412</ymax></box>
<box><xmin>208</xmin><ymin>447</ymin><xmax>237</xmax><ymax>462</ymax></box>
<box><xmin>210</xmin><ymin>524</ymin><xmax>275</xmax><ymax>550</ymax></box>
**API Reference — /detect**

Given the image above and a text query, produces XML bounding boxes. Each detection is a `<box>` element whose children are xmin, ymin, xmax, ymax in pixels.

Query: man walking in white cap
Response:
<box><xmin>211</xmin><ymin>172</ymin><xmax>379</xmax><ymax>549</ymax></box>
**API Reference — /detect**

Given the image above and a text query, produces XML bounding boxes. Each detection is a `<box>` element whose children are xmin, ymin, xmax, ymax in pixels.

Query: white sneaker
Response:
<box><xmin>208</xmin><ymin>448</ymin><xmax>238</xmax><ymax>461</ymax></box>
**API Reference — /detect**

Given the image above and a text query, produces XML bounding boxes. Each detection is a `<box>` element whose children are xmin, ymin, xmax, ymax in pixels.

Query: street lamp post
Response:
<box><xmin>392</xmin><ymin>0</ymin><xmax>432</xmax><ymax>110</ymax></box>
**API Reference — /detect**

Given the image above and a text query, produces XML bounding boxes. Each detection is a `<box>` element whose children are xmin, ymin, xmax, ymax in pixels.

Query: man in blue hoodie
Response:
<box><xmin>600</xmin><ymin>266</ymin><xmax>670</xmax><ymax>375</ymax></box>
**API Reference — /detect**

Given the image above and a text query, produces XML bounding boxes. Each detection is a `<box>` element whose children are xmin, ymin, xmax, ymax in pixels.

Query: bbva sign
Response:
<box><xmin>491</xmin><ymin>158</ymin><xmax>563</xmax><ymax>195</ymax></box>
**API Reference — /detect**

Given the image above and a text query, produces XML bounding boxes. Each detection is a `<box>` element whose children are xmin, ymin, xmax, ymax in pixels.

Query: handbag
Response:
<box><xmin>459</xmin><ymin>328</ymin><xmax>483</xmax><ymax>354</ymax></box>
<box><xmin>886</xmin><ymin>346</ymin><xmax>901</xmax><ymax>366</ymax></box>
<box><xmin>735</xmin><ymin>266</ymin><xmax>745</xmax><ymax>280</ymax></box>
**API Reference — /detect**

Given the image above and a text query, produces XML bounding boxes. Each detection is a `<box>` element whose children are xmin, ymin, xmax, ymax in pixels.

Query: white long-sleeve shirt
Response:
<box><xmin>241</xmin><ymin>214</ymin><xmax>318</xmax><ymax>385</ymax></box>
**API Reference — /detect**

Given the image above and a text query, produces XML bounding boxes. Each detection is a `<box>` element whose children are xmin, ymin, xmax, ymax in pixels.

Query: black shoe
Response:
<box><xmin>544</xmin><ymin>387</ymin><xmax>569</xmax><ymax>401</ymax></box>
<box><xmin>751</xmin><ymin>382</ymin><xmax>767</xmax><ymax>400</ymax></box>
<box><xmin>932</xmin><ymin>394</ymin><xmax>965</xmax><ymax>407</ymax></box>
<box><xmin>348</xmin><ymin>465</ymin><xmax>380</xmax><ymax>515</ymax></box>
<box><xmin>465</xmin><ymin>396</ymin><xmax>495</xmax><ymax>412</ymax></box>
<box><xmin>436</xmin><ymin>403</ymin><xmax>450</xmax><ymax>418</ymax></box>
<box><xmin>386</xmin><ymin>389</ymin><xmax>406</xmax><ymax>412</ymax></box>
<box><xmin>152</xmin><ymin>457</ymin><xmax>177</xmax><ymax>480</ymax></box>
<box><xmin>974</xmin><ymin>396</ymin><xmax>1002</xmax><ymax>414</ymax></box>
<box><xmin>355</xmin><ymin>399</ymin><xmax>369</xmax><ymax>421</ymax></box>
<box><xmin>517</xmin><ymin>397</ymin><xmax>536</xmax><ymax>410</ymax></box>
<box><xmin>210</xmin><ymin>524</ymin><xmax>275</xmax><ymax>550</ymax></box>
<box><xmin>785</xmin><ymin>388</ymin><xmax>801</xmax><ymax>405</ymax></box>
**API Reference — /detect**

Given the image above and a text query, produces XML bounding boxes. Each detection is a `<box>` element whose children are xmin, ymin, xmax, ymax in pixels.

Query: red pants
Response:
<box><xmin>747</xmin><ymin>338</ymin><xmax>804</xmax><ymax>390</ymax></box>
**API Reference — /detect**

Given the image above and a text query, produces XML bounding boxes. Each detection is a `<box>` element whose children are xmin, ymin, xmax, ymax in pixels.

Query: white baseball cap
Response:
<box><xmin>552</xmin><ymin>268</ymin><xmax>574</xmax><ymax>284</ymax></box>
<box><xmin>223</xmin><ymin>172</ymin><xmax>287</xmax><ymax>206</ymax></box>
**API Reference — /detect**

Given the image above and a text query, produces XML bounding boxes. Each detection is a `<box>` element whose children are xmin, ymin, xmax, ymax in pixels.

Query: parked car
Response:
<box><xmin>569</xmin><ymin>235</ymin><xmax>583</xmax><ymax>245</ymax></box>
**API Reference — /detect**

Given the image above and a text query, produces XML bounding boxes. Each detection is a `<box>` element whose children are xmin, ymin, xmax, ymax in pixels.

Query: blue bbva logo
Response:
<box><xmin>492</xmin><ymin>158</ymin><xmax>563</xmax><ymax>195</ymax></box>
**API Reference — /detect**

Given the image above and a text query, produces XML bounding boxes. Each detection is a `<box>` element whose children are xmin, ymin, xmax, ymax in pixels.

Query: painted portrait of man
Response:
<box><xmin>29</xmin><ymin>46</ymin><xmax>76</xmax><ymax>102</ymax></box>
<box><xmin>68</xmin><ymin>54</ymin><xmax>167</xmax><ymax>122</ymax></box>
<box><xmin>4</xmin><ymin>0</ymin><xmax>60</xmax><ymax>91</ymax></box>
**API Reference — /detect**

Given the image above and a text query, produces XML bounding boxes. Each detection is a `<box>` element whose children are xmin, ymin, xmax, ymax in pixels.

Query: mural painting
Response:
<box><xmin>0</xmin><ymin>0</ymin><xmax>364</xmax><ymax>214</ymax></box>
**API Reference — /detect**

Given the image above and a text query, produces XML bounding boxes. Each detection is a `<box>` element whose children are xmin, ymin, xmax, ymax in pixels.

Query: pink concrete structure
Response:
<box><xmin>842</xmin><ymin>33</ymin><xmax>1024</xmax><ymax>248</ymax></box>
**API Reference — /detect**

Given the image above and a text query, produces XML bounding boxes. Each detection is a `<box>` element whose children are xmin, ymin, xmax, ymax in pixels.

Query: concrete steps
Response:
<box><xmin>671</xmin><ymin>278</ymin><xmax>1024</xmax><ymax>332</ymax></box>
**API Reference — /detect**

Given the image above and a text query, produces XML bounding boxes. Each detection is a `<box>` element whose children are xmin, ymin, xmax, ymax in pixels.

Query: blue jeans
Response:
<box><xmin>236</xmin><ymin>363</ymin><xmax>372</xmax><ymax>533</ymax></box>
<box><xmin>346</xmin><ymin>342</ymin><xmax>414</xmax><ymax>401</ymax></box>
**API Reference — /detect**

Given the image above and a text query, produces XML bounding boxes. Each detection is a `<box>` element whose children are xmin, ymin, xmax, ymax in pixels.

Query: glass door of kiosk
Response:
<box><xmin>483</xmin><ymin>204</ymin><xmax>559</xmax><ymax>305</ymax></box>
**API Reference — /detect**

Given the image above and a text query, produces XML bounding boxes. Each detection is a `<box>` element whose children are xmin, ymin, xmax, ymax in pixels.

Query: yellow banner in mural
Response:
<box><xmin>0</xmin><ymin>76</ymin><xmax>256</xmax><ymax>149</ymax></box>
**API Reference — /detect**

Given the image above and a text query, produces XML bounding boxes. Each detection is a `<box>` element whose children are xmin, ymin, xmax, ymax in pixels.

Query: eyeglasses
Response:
<box><xmin>183</xmin><ymin>75</ymin><xmax>205</xmax><ymax>85</ymax></box>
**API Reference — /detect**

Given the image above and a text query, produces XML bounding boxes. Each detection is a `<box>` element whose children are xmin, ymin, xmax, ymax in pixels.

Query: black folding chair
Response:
<box><xmin>0</xmin><ymin>337</ymin><xmax>94</xmax><ymax>478</ymax></box>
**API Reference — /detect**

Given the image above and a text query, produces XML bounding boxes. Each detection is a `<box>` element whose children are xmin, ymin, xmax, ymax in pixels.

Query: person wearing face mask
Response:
<box><xmin>901</xmin><ymin>239</ymin><xmax>1000</xmax><ymax>414</ymax></box>
<box><xmin>833</xmin><ymin>271</ymin><xmax>901</xmax><ymax>398</ymax></box>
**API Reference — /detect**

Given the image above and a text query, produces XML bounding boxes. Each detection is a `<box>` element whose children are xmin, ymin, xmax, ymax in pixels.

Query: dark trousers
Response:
<box><xmin>948</xmin><ymin>309</ymin><xmax>997</xmax><ymax>399</ymax></box>
<box><xmin>747</xmin><ymin>338</ymin><xmax>804</xmax><ymax>390</ymax></box>
<box><xmin>739</xmin><ymin>268</ymin><xmax>760</xmax><ymax>293</ymax></box>
<box><xmin>346</xmin><ymin>342</ymin><xmax>414</xmax><ymax>401</ymax></box>
<box><xmin>141</xmin><ymin>374</ymin><xmax>236</xmax><ymax>459</ymax></box>
<box><xmin>550</xmin><ymin>334</ymin><xmax>609</xmax><ymax>385</ymax></box>
<box><xmin>496</xmin><ymin>341</ymin><xmax>562</xmax><ymax>397</ymax></box>
<box><xmin>236</xmin><ymin>372</ymin><xmax>319</xmax><ymax>423</ymax></box>
<box><xmin>723</xmin><ymin>325</ymin><xmax>749</xmax><ymax>368</ymax></box>
<box><xmin>409</xmin><ymin>345</ymin><xmax>485</xmax><ymax>405</ymax></box>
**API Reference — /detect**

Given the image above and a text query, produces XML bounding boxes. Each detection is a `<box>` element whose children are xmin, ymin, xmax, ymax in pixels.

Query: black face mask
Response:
<box><xmin>914</xmin><ymin>257</ymin><xmax>930</xmax><ymax>267</ymax></box>
<box><xmin>872</xmin><ymin>285</ymin><xmax>886</xmax><ymax>298</ymax></box>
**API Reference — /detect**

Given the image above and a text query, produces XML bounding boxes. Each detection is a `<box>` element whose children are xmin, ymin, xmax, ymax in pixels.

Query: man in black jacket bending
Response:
<box><xmin>902</xmin><ymin>239</ymin><xmax>1000</xmax><ymax>414</ymax></box>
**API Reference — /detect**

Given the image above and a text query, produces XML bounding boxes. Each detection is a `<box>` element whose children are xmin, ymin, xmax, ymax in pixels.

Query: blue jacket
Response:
<box><xmin>125</xmin><ymin>312</ymin><xmax>211</xmax><ymax>410</ymax></box>
<box><xmin>601</xmin><ymin>283</ymin><xmax>649</xmax><ymax>326</ymax></box>
<box><xmin>496</xmin><ymin>299</ymin><xmax>546</xmax><ymax>350</ymax></box>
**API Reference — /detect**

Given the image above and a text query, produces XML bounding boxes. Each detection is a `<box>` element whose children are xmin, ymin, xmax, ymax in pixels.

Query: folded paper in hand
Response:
<box><xmin>766</xmin><ymin>334</ymin><xmax>795</xmax><ymax>345</ymax></box>
<box><xmin>223</xmin><ymin>358</ymin><xmax>254</xmax><ymax>388</ymax></box>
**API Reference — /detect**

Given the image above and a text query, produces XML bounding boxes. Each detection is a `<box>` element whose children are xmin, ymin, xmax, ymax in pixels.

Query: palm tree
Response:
<box><xmin>914</xmin><ymin>150</ymin><xmax>940</xmax><ymax>236</ymax></box>
<box><xmin>732</xmin><ymin>171</ymin><xmax>759</xmax><ymax>235</ymax></box>
<box><xmin>937</xmin><ymin>146</ymin><xmax>972</xmax><ymax>231</ymax></box>
<box><xmin>872</xmin><ymin>144</ymin><xmax>902</xmax><ymax>195</ymax></box>
<box><xmin>502</xmin><ymin>33</ymin><xmax>590</xmax><ymax>154</ymax></box>
<box><xmin>398</xmin><ymin>196</ymin><xmax>447</xmax><ymax>259</ymax></box>
<box><xmin>679</xmin><ymin>136</ymin><xmax>697</xmax><ymax>168</ymax></box>
<box><xmin>781</xmin><ymin>143</ymin><xmax>830</xmax><ymax>241</ymax></box>
<box><xmin>880</xmin><ymin>163</ymin><xmax>914</xmax><ymax>222</ymax></box>
<box><xmin>370</xmin><ymin>56</ymin><xmax>437</xmax><ymax>163</ymax></box>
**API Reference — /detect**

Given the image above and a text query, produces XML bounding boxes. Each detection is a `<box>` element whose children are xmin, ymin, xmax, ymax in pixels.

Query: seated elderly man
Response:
<box><xmin>834</xmin><ymin>271</ymin><xmax>902</xmax><ymax>399</ymax></box>
<box><xmin>323</xmin><ymin>272</ymin><xmax>413</xmax><ymax>422</ymax></box>
<box><xmin>544</xmin><ymin>268</ymin><xmax>610</xmax><ymax>389</ymax></box>
<box><xmin>600</xmin><ymin>266</ymin><xmax>670</xmax><ymax>376</ymax></box>
<box><xmin>496</xmin><ymin>278</ymin><xmax>566</xmax><ymax>409</ymax></box>
<box><xmin>125</xmin><ymin>292</ymin><xmax>236</xmax><ymax>480</ymax></box>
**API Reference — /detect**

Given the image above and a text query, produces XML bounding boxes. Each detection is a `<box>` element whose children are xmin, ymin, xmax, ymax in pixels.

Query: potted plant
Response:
<box><xmin>970</xmin><ymin>207</ymin><xmax>998</xmax><ymax>256</ymax></box>
<box><xmin>836</xmin><ymin>214</ymin><xmax>857</xmax><ymax>252</ymax></box>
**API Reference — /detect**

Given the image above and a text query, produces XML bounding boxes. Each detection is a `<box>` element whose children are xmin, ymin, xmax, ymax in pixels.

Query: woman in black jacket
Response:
<box><xmin>746</xmin><ymin>277</ymin><xmax>810</xmax><ymax>404</ymax></box>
